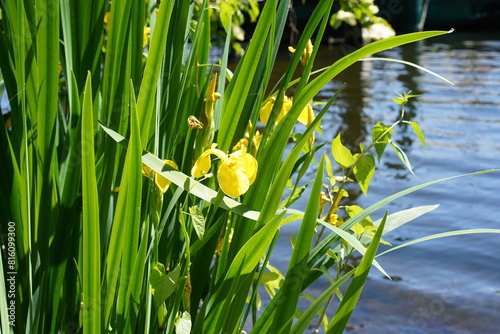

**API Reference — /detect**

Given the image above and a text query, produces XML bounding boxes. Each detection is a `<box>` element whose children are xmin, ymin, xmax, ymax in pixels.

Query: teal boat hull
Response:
<box><xmin>425</xmin><ymin>0</ymin><xmax>500</xmax><ymax>29</ymax></box>
<box><xmin>376</xmin><ymin>0</ymin><xmax>500</xmax><ymax>33</ymax></box>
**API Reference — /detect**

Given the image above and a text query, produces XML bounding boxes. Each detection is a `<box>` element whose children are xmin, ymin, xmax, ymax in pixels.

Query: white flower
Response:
<box><xmin>336</xmin><ymin>10</ymin><xmax>357</xmax><ymax>26</ymax></box>
<box><xmin>369</xmin><ymin>5</ymin><xmax>379</xmax><ymax>14</ymax></box>
<box><xmin>362</xmin><ymin>23</ymin><xmax>396</xmax><ymax>41</ymax></box>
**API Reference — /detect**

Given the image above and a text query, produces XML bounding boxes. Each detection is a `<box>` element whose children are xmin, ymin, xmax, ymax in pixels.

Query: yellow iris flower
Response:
<box><xmin>260</xmin><ymin>96</ymin><xmax>314</xmax><ymax>127</ymax></box>
<box><xmin>143</xmin><ymin>27</ymin><xmax>151</xmax><ymax>48</ymax></box>
<box><xmin>191</xmin><ymin>145</ymin><xmax>258</xmax><ymax>198</ymax></box>
<box><xmin>288</xmin><ymin>39</ymin><xmax>313</xmax><ymax>66</ymax></box>
<box><xmin>232</xmin><ymin>122</ymin><xmax>262</xmax><ymax>156</ymax></box>
<box><xmin>104</xmin><ymin>12</ymin><xmax>111</xmax><ymax>31</ymax></box>
<box><xmin>142</xmin><ymin>159</ymin><xmax>178</xmax><ymax>193</ymax></box>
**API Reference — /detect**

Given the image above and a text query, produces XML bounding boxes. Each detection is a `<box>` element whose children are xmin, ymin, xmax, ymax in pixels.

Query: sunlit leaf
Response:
<box><xmin>378</xmin><ymin>229</ymin><xmax>500</xmax><ymax>257</ymax></box>
<box><xmin>391</xmin><ymin>142</ymin><xmax>414</xmax><ymax>174</ymax></box>
<box><xmin>372</xmin><ymin>123</ymin><xmax>393</xmax><ymax>162</ymax></box>
<box><xmin>362</xmin><ymin>57</ymin><xmax>455</xmax><ymax>85</ymax></box>
<box><xmin>346</xmin><ymin>205</ymin><xmax>372</xmax><ymax>226</ymax></box>
<box><xmin>324</xmin><ymin>154</ymin><xmax>334</xmax><ymax>179</ymax></box>
<box><xmin>81</xmin><ymin>73</ymin><xmax>101</xmax><ymax>334</ymax></box>
<box><xmin>371</xmin><ymin>204</ymin><xmax>439</xmax><ymax>236</ymax></box>
<box><xmin>331</xmin><ymin>133</ymin><xmax>356</xmax><ymax>169</ymax></box>
<box><xmin>189</xmin><ymin>206</ymin><xmax>205</xmax><ymax>240</ymax></box>
<box><xmin>392</xmin><ymin>91</ymin><xmax>420</xmax><ymax>105</ymax></box>
<box><xmin>219</xmin><ymin>2</ymin><xmax>232</xmax><ymax>34</ymax></box>
<box><xmin>353</xmin><ymin>154</ymin><xmax>375</xmax><ymax>195</ymax></box>
<box><xmin>410</xmin><ymin>121</ymin><xmax>426</xmax><ymax>148</ymax></box>
<box><xmin>175</xmin><ymin>311</ymin><xmax>192</xmax><ymax>334</ymax></box>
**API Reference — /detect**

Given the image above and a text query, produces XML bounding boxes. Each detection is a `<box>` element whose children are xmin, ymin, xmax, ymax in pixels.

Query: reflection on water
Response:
<box><xmin>272</xmin><ymin>31</ymin><xmax>500</xmax><ymax>333</ymax></box>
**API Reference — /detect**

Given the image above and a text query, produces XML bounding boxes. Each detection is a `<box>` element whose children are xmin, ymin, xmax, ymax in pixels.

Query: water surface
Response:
<box><xmin>272</xmin><ymin>31</ymin><xmax>500</xmax><ymax>333</ymax></box>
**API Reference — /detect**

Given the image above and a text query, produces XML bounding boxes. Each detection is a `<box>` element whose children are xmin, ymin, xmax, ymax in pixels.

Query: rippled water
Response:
<box><xmin>270</xmin><ymin>31</ymin><xmax>500</xmax><ymax>333</ymax></box>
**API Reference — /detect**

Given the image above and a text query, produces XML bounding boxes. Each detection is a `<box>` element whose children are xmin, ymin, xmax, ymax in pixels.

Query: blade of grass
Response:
<box><xmin>126</xmin><ymin>213</ymin><xmax>150</xmax><ymax>317</ymax></box>
<box><xmin>290</xmin><ymin>269</ymin><xmax>355</xmax><ymax>334</ymax></box>
<box><xmin>268</xmin><ymin>32</ymin><xmax>452</xmax><ymax>172</ymax></box>
<box><xmin>81</xmin><ymin>72</ymin><xmax>101</xmax><ymax>334</ymax></box>
<box><xmin>102</xmin><ymin>87</ymin><xmax>141</xmax><ymax>325</ymax></box>
<box><xmin>361</xmin><ymin>57</ymin><xmax>454</xmax><ymax>85</ymax></box>
<box><xmin>377</xmin><ymin>229</ymin><xmax>500</xmax><ymax>257</ymax></box>
<box><xmin>327</xmin><ymin>212</ymin><xmax>388</xmax><ymax>333</ymax></box>
<box><xmin>339</xmin><ymin>169</ymin><xmax>500</xmax><ymax>234</ymax></box>
<box><xmin>96</xmin><ymin>0</ymin><xmax>135</xmax><ymax>229</ymax></box>
<box><xmin>372</xmin><ymin>204</ymin><xmax>440</xmax><ymax>235</ymax></box>
<box><xmin>201</xmin><ymin>211</ymin><xmax>285</xmax><ymax>333</ymax></box>
<box><xmin>137</xmin><ymin>0</ymin><xmax>174</xmax><ymax>147</ymax></box>
<box><xmin>270</xmin><ymin>157</ymin><xmax>326</xmax><ymax>333</ymax></box>
<box><xmin>35</xmin><ymin>0</ymin><xmax>59</xmax><ymax>223</ymax></box>
<box><xmin>158</xmin><ymin>0</ymin><xmax>194</xmax><ymax>158</ymax></box>
<box><xmin>218</xmin><ymin>0</ymin><xmax>278</xmax><ymax>151</ymax></box>
<box><xmin>303</xmin><ymin>170</ymin><xmax>500</xmax><ymax>290</ymax></box>
<box><xmin>213</xmin><ymin>14</ymin><xmax>232</xmax><ymax>130</ymax></box>
<box><xmin>116</xmin><ymin>81</ymin><xmax>143</xmax><ymax>324</ymax></box>
<box><xmin>35</xmin><ymin>1</ymin><xmax>63</xmax><ymax>331</ymax></box>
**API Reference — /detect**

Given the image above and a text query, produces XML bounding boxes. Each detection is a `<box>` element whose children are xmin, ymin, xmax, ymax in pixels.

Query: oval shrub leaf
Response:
<box><xmin>175</xmin><ymin>311</ymin><xmax>192</xmax><ymax>334</ymax></box>
<box><xmin>353</xmin><ymin>154</ymin><xmax>375</xmax><ymax>196</ymax></box>
<box><xmin>189</xmin><ymin>205</ymin><xmax>206</xmax><ymax>240</ymax></box>
<box><xmin>332</xmin><ymin>133</ymin><xmax>356</xmax><ymax>169</ymax></box>
<box><xmin>372</xmin><ymin>123</ymin><xmax>393</xmax><ymax>162</ymax></box>
<box><xmin>410</xmin><ymin>121</ymin><xmax>426</xmax><ymax>148</ymax></box>
<box><xmin>150</xmin><ymin>263</ymin><xmax>181</xmax><ymax>308</ymax></box>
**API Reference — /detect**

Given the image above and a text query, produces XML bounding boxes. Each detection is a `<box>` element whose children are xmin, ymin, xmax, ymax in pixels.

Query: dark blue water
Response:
<box><xmin>272</xmin><ymin>30</ymin><xmax>500</xmax><ymax>333</ymax></box>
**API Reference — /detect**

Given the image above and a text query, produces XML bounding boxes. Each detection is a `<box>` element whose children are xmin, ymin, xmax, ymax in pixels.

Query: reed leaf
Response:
<box><xmin>81</xmin><ymin>73</ymin><xmax>101</xmax><ymax>334</ymax></box>
<box><xmin>377</xmin><ymin>229</ymin><xmax>500</xmax><ymax>257</ymax></box>
<box><xmin>270</xmin><ymin>158</ymin><xmax>326</xmax><ymax>333</ymax></box>
<box><xmin>200</xmin><ymin>211</ymin><xmax>285</xmax><ymax>333</ymax></box>
<box><xmin>115</xmin><ymin>81</ymin><xmax>143</xmax><ymax>325</ymax></box>
<box><xmin>327</xmin><ymin>212</ymin><xmax>388</xmax><ymax>333</ymax></box>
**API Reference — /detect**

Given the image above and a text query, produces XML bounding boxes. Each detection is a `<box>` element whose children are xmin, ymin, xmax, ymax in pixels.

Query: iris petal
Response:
<box><xmin>260</xmin><ymin>96</ymin><xmax>313</xmax><ymax>126</ymax></box>
<box><xmin>156</xmin><ymin>160</ymin><xmax>178</xmax><ymax>193</ymax></box>
<box><xmin>192</xmin><ymin>146</ymin><xmax>257</xmax><ymax>198</ymax></box>
<box><xmin>233</xmin><ymin>152</ymin><xmax>258</xmax><ymax>184</ymax></box>
<box><xmin>191</xmin><ymin>151</ymin><xmax>212</xmax><ymax>178</ymax></box>
<box><xmin>218</xmin><ymin>163</ymin><xmax>250</xmax><ymax>198</ymax></box>
<box><xmin>297</xmin><ymin>103</ymin><xmax>314</xmax><ymax>127</ymax></box>
<box><xmin>259</xmin><ymin>98</ymin><xmax>275</xmax><ymax>125</ymax></box>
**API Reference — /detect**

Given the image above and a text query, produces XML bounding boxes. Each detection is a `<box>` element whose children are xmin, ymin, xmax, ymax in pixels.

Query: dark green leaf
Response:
<box><xmin>150</xmin><ymin>263</ymin><xmax>181</xmax><ymax>308</ymax></box>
